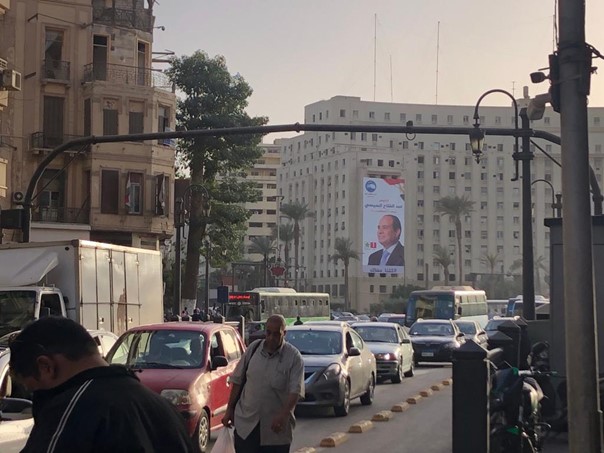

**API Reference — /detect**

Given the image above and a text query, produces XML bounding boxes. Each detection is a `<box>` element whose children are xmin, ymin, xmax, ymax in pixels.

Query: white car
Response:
<box><xmin>0</xmin><ymin>329</ymin><xmax>118</xmax><ymax>452</ymax></box>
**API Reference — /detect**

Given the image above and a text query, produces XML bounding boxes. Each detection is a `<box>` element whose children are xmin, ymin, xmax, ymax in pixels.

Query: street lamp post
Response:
<box><xmin>173</xmin><ymin>184</ymin><xmax>210</xmax><ymax>316</ymax></box>
<box><xmin>470</xmin><ymin>89</ymin><xmax>536</xmax><ymax>320</ymax></box>
<box><xmin>532</xmin><ymin>178</ymin><xmax>562</xmax><ymax>218</ymax></box>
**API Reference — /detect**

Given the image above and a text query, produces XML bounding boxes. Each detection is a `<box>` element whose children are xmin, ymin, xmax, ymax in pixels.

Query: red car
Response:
<box><xmin>105</xmin><ymin>322</ymin><xmax>245</xmax><ymax>452</ymax></box>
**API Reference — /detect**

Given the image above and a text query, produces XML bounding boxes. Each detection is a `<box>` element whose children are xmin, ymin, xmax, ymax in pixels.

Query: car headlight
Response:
<box><xmin>375</xmin><ymin>353</ymin><xmax>396</xmax><ymax>361</ymax></box>
<box><xmin>322</xmin><ymin>363</ymin><xmax>342</xmax><ymax>380</ymax></box>
<box><xmin>161</xmin><ymin>389</ymin><xmax>192</xmax><ymax>406</ymax></box>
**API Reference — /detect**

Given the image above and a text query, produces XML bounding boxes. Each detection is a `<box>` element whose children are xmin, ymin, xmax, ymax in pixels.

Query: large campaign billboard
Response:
<box><xmin>362</xmin><ymin>177</ymin><xmax>405</xmax><ymax>274</ymax></box>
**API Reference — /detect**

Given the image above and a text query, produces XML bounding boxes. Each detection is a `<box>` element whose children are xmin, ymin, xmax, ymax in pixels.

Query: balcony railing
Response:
<box><xmin>92</xmin><ymin>0</ymin><xmax>154</xmax><ymax>33</ymax></box>
<box><xmin>30</xmin><ymin>132</ymin><xmax>85</xmax><ymax>152</ymax></box>
<box><xmin>32</xmin><ymin>206</ymin><xmax>90</xmax><ymax>224</ymax></box>
<box><xmin>42</xmin><ymin>60</ymin><xmax>70</xmax><ymax>82</ymax></box>
<box><xmin>82</xmin><ymin>63</ymin><xmax>173</xmax><ymax>92</ymax></box>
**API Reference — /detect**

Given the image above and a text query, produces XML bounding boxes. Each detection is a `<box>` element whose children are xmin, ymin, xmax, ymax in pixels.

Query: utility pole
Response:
<box><xmin>558</xmin><ymin>0</ymin><xmax>602</xmax><ymax>450</ymax></box>
<box><xmin>520</xmin><ymin>109</ymin><xmax>535</xmax><ymax>320</ymax></box>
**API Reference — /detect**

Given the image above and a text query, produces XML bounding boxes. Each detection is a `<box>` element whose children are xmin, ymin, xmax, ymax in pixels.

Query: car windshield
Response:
<box><xmin>455</xmin><ymin>322</ymin><xmax>477</xmax><ymax>335</ymax></box>
<box><xmin>286</xmin><ymin>330</ymin><xmax>342</xmax><ymax>355</ymax></box>
<box><xmin>485</xmin><ymin>319</ymin><xmax>507</xmax><ymax>331</ymax></box>
<box><xmin>409</xmin><ymin>323</ymin><xmax>454</xmax><ymax>336</ymax></box>
<box><xmin>354</xmin><ymin>326</ymin><xmax>398</xmax><ymax>343</ymax></box>
<box><xmin>107</xmin><ymin>329</ymin><xmax>206</xmax><ymax>369</ymax></box>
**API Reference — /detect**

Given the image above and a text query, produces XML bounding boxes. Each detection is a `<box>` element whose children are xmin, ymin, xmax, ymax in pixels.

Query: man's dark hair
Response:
<box><xmin>385</xmin><ymin>215</ymin><xmax>402</xmax><ymax>236</ymax></box>
<box><xmin>9</xmin><ymin>317</ymin><xmax>99</xmax><ymax>378</ymax></box>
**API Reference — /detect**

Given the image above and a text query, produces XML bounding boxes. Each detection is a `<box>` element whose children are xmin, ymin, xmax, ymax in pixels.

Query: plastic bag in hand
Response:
<box><xmin>213</xmin><ymin>427</ymin><xmax>235</xmax><ymax>453</ymax></box>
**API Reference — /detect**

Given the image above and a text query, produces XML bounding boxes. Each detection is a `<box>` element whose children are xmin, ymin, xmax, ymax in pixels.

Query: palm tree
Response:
<box><xmin>435</xmin><ymin>195</ymin><xmax>475</xmax><ymax>285</ymax></box>
<box><xmin>433</xmin><ymin>245</ymin><xmax>453</xmax><ymax>284</ymax></box>
<box><xmin>272</xmin><ymin>223</ymin><xmax>295</xmax><ymax>287</ymax></box>
<box><xmin>509</xmin><ymin>255</ymin><xmax>549</xmax><ymax>295</ymax></box>
<box><xmin>280</xmin><ymin>201</ymin><xmax>314</xmax><ymax>290</ymax></box>
<box><xmin>249</xmin><ymin>236</ymin><xmax>275</xmax><ymax>287</ymax></box>
<box><xmin>481</xmin><ymin>251</ymin><xmax>500</xmax><ymax>296</ymax></box>
<box><xmin>331</xmin><ymin>238</ymin><xmax>360</xmax><ymax>310</ymax></box>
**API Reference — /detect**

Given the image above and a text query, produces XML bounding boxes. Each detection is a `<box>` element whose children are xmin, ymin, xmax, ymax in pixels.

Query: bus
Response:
<box><xmin>405</xmin><ymin>286</ymin><xmax>488</xmax><ymax>328</ymax></box>
<box><xmin>505</xmin><ymin>295</ymin><xmax>550</xmax><ymax>318</ymax></box>
<box><xmin>487</xmin><ymin>300</ymin><xmax>509</xmax><ymax>319</ymax></box>
<box><xmin>224</xmin><ymin>287</ymin><xmax>331</xmax><ymax>325</ymax></box>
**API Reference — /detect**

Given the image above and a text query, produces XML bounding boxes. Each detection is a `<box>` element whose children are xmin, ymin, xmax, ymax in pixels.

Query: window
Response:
<box><xmin>400</xmin><ymin>113</ymin><xmax>406</xmax><ymax>122</ymax></box>
<box><xmin>126</xmin><ymin>172</ymin><xmax>143</xmax><ymax>214</ymax></box>
<box><xmin>353</xmin><ymin>110</ymin><xmax>359</xmax><ymax>118</ymax></box>
<box><xmin>103</xmin><ymin>99</ymin><xmax>118</xmax><ymax>135</ymax></box>
<box><xmin>155</xmin><ymin>174</ymin><xmax>169</xmax><ymax>215</ymax></box>
<box><xmin>340</xmin><ymin>109</ymin><xmax>346</xmax><ymax>118</ymax></box>
<box><xmin>0</xmin><ymin>158</ymin><xmax>6</xmax><ymax>197</ymax></box>
<box><xmin>220</xmin><ymin>330</ymin><xmax>242</xmax><ymax>361</ymax></box>
<box><xmin>44</xmin><ymin>29</ymin><xmax>66</xmax><ymax>79</ymax></box>
<box><xmin>38</xmin><ymin>169</ymin><xmax>65</xmax><ymax>220</ymax></box>
<box><xmin>385</xmin><ymin>112</ymin><xmax>390</xmax><ymax>120</ymax></box>
<box><xmin>379</xmin><ymin>285</ymin><xmax>387</xmax><ymax>293</ymax></box>
<box><xmin>43</xmin><ymin>96</ymin><xmax>65</xmax><ymax>146</ymax></box>
<box><xmin>129</xmin><ymin>101</ymin><xmax>144</xmax><ymax>134</ymax></box>
<box><xmin>101</xmin><ymin>170</ymin><xmax>119</xmax><ymax>214</ymax></box>
<box><xmin>369</xmin><ymin>111</ymin><xmax>375</xmax><ymax>119</ymax></box>
<box><xmin>372</xmin><ymin>133</ymin><xmax>378</xmax><ymax>142</ymax></box>
<box><xmin>431</xmin><ymin>114</ymin><xmax>438</xmax><ymax>124</ymax></box>
<box><xmin>416</xmin><ymin>114</ymin><xmax>422</xmax><ymax>123</ymax></box>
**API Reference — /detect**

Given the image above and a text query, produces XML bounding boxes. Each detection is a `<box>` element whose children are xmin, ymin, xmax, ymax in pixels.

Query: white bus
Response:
<box><xmin>405</xmin><ymin>286</ymin><xmax>488</xmax><ymax>328</ymax></box>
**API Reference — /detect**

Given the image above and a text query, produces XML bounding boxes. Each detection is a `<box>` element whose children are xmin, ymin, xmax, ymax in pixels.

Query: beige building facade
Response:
<box><xmin>0</xmin><ymin>0</ymin><xmax>176</xmax><ymax>249</ymax></box>
<box><xmin>276</xmin><ymin>95</ymin><xmax>604</xmax><ymax>312</ymax></box>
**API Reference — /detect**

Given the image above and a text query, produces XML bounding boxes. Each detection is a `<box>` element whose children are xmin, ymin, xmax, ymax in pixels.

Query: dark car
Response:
<box><xmin>285</xmin><ymin>324</ymin><xmax>376</xmax><ymax>417</ymax></box>
<box><xmin>454</xmin><ymin>320</ymin><xmax>488</xmax><ymax>347</ymax></box>
<box><xmin>409</xmin><ymin>319</ymin><xmax>466</xmax><ymax>364</ymax></box>
<box><xmin>106</xmin><ymin>322</ymin><xmax>245</xmax><ymax>452</ymax></box>
<box><xmin>485</xmin><ymin>316</ymin><xmax>520</xmax><ymax>340</ymax></box>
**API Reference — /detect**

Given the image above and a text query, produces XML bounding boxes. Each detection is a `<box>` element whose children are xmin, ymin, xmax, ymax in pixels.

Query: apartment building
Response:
<box><xmin>243</xmin><ymin>143</ymin><xmax>281</xmax><ymax>261</ymax></box>
<box><xmin>0</xmin><ymin>0</ymin><xmax>176</xmax><ymax>248</ymax></box>
<box><xmin>276</xmin><ymin>95</ymin><xmax>604</xmax><ymax>312</ymax></box>
<box><xmin>0</xmin><ymin>0</ymin><xmax>14</xmax><ymax>212</ymax></box>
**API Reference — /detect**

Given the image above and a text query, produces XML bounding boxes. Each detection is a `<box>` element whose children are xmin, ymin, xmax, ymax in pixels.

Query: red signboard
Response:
<box><xmin>270</xmin><ymin>265</ymin><xmax>286</xmax><ymax>277</ymax></box>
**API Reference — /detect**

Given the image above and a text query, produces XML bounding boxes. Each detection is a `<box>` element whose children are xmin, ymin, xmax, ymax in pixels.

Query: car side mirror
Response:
<box><xmin>348</xmin><ymin>347</ymin><xmax>361</xmax><ymax>357</ymax></box>
<box><xmin>457</xmin><ymin>333</ymin><xmax>465</xmax><ymax>339</ymax></box>
<box><xmin>211</xmin><ymin>355</ymin><xmax>228</xmax><ymax>370</ymax></box>
<box><xmin>402</xmin><ymin>338</ymin><xmax>411</xmax><ymax>344</ymax></box>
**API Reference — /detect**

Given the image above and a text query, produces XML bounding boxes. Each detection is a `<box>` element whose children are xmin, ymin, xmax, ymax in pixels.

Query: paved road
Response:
<box><xmin>208</xmin><ymin>364</ymin><xmax>452</xmax><ymax>452</ymax></box>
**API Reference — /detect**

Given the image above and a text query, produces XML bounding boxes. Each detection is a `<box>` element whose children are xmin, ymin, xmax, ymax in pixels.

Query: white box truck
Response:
<box><xmin>0</xmin><ymin>240</ymin><xmax>164</xmax><ymax>338</ymax></box>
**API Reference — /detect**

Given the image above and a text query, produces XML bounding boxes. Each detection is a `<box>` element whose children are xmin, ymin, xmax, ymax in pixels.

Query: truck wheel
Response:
<box><xmin>195</xmin><ymin>410</ymin><xmax>211</xmax><ymax>452</ymax></box>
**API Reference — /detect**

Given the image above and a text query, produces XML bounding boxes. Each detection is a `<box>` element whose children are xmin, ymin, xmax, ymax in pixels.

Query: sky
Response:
<box><xmin>152</xmin><ymin>1</ymin><xmax>604</xmax><ymax>141</ymax></box>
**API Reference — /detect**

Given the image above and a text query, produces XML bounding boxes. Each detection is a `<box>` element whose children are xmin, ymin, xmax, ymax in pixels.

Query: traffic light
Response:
<box><xmin>217</xmin><ymin>285</ymin><xmax>229</xmax><ymax>304</ymax></box>
<box><xmin>548</xmin><ymin>53</ymin><xmax>561</xmax><ymax>113</ymax></box>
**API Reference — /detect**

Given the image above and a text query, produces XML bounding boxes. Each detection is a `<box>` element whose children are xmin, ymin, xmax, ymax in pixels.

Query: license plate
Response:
<box><xmin>422</xmin><ymin>352</ymin><xmax>435</xmax><ymax>357</ymax></box>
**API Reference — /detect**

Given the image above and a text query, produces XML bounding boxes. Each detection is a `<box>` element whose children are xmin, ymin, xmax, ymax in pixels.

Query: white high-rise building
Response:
<box><xmin>276</xmin><ymin>95</ymin><xmax>604</xmax><ymax>312</ymax></box>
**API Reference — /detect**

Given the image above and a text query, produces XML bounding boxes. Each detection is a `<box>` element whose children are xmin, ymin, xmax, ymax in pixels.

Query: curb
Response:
<box><xmin>431</xmin><ymin>383</ymin><xmax>445</xmax><ymax>391</ymax></box>
<box><xmin>406</xmin><ymin>394</ymin><xmax>423</xmax><ymax>404</ymax></box>
<box><xmin>371</xmin><ymin>410</ymin><xmax>393</xmax><ymax>421</ymax></box>
<box><xmin>420</xmin><ymin>388</ymin><xmax>434</xmax><ymax>397</ymax></box>
<box><xmin>320</xmin><ymin>432</ymin><xmax>349</xmax><ymax>448</ymax></box>
<box><xmin>391</xmin><ymin>401</ymin><xmax>411</xmax><ymax>412</ymax></box>
<box><xmin>349</xmin><ymin>419</ymin><xmax>374</xmax><ymax>433</ymax></box>
<box><xmin>442</xmin><ymin>378</ymin><xmax>452</xmax><ymax>386</ymax></box>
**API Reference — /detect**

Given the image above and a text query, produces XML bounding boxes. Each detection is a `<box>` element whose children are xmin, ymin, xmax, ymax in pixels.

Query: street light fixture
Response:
<box><xmin>532</xmin><ymin>178</ymin><xmax>562</xmax><ymax>218</ymax></box>
<box><xmin>173</xmin><ymin>184</ymin><xmax>210</xmax><ymax>317</ymax></box>
<box><xmin>470</xmin><ymin>89</ymin><xmax>536</xmax><ymax>320</ymax></box>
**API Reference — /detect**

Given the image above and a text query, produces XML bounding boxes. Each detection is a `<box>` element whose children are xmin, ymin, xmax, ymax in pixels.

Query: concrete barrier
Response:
<box><xmin>371</xmin><ymin>410</ymin><xmax>394</xmax><ymax>421</ymax></box>
<box><xmin>391</xmin><ymin>402</ymin><xmax>411</xmax><ymax>412</ymax></box>
<box><xmin>406</xmin><ymin>395</ymin><xmax>423</xmax><ymax>404</ymax></box>
<box><xmin>320</xmin><ymin>432</ymin><xmax>349</xmax><ymax>447</ymax></box>
<box><xmin>420</xmin><ymin>388</ymin><xmax>434</xmax><ymax>397</ymax></box>
<box><xmin>348</xmin><ymin>420</ymin><xmax>374</xmax><ymax>433</ymax></box>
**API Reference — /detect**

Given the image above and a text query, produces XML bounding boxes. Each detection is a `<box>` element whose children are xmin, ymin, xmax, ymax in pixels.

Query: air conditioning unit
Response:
<box><xmin>12</xmin><ymin>191</ymin><xmax>24</xmax><ymax>204</ymax></box>
<box><xmin>0</xmin><ymin>59</ymin><xmax>7</xmax><ymax>70</ymax></box>
<box><xmin>1</xmin><ymin>69</ymin><xmax>22</xmax><ymax>91</ymax></box>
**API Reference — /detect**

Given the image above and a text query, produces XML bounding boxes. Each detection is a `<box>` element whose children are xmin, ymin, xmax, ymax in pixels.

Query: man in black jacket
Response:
<box><xmin>9</xmin><ymin>317</ymin><xmax>196</xmax><ymax>453</ymax></box>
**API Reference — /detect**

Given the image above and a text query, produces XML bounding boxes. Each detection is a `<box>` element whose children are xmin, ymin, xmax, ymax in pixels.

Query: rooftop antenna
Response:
<box><xmin>373</xmin><ymin>13</ymin><xmax>377</xmax><ymax>101</ymax></box>
<box><xmin>435</xmin><ymin>21</ymin><xmax>440</xmax><ymax>105</ymax></box>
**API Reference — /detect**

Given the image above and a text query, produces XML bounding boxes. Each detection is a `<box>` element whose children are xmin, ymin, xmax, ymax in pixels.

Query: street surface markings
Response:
<box><xmin>320</xmin><ymin>432</ymin><xmax>349</xmax><ymax>447</ymax></box>
<box><xmin>348</xmin><ymin>420</ymin><xmax>374</xmax><ymax>433</ymax></box>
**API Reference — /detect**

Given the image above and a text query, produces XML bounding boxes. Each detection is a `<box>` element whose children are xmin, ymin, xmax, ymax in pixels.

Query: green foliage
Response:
<box><xmin>433</xmin><ymin>245</ymin><xmax>453</xmax><ymax>282</ymax></box>
<box><xmin>331</xmin><ymin>238</ymin><xmax>360</xmax><ymax>266</ymax></box>
<box><xmin>167</xmin><ymin>51</ymin><xmax>268</xmax><ymax>299</ymax></box>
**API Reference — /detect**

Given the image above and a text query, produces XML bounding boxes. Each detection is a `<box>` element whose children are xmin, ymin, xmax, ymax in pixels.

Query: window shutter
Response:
<box><xmin>101</xmin><ymin>170</ymin><xmax>119</xmax><ymax>214</ymax></box>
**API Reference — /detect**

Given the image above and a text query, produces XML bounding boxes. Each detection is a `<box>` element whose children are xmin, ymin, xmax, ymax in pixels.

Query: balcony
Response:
<box><xmin>82</xmin><ymin>63</ymin><xmax>173</xmax><ymax>92</ymax></box>
<box><xmin>30</xmin><ymin>132</ymin><xmax>85</xmax><ymax>153</ymax></box>
<box><xmin>92</xmin><ymin>0</ymin><xmax>154</xmax><ymax>33</ymax></box>
<box><xmin>41</xmin><ymin>60</ymin><xmax>70</xmax><ymax>82</ymax></box>
<box><xmin>32</xmin><ymin>206</ymin><xmax>90</xmax><ymax>224</ymax></box>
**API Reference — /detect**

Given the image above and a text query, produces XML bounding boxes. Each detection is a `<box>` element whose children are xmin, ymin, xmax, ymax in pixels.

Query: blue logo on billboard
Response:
<box><xmin>365</xmin><ymin>180</ymin><xmax>377</xmax><ymax>192</ymax></box>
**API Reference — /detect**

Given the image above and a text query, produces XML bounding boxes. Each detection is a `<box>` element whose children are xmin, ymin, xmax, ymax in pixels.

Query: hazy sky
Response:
<box><xmin>152</xmin><ymin>1</ymin><xmax>604</xmax><ymax>141</ymax></box>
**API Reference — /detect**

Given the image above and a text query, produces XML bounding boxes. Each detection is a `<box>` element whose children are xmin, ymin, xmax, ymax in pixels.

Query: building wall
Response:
<box><xmin>277</xmin><ymin>95</ymin><xmax>604</xmax><ymax>312</ymax></box>
<box><xmin>0</xmin><ymin>0</ymin><xmax>176</xmax><ymax>249</ymax></box>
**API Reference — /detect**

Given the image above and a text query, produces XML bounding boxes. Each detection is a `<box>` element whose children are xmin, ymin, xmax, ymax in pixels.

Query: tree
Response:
<box><xmin>272</xmin><ymin>223</ymin><xmax>294</xmax><ymax>286</ymax></box>
<box><xmin>167</xmin><ymin>51</ymin><xmax>267</xmax><ymax>310</ymax></box>
<box><xmin>249</xmin><ymin>236</ymin><xmax>276</xmax><ymax>287</ymax></box>
<box><xmin>481</xmin><ymin>251</ymin><xmax>500</xmax><ymax>296</ymax></box>
<box><xmin>509</xmin><ymin>255</ymin><xmax>549</xmax><ymax>296</ymax></box>
<box><xmin>280</xmin><ymin>201</ymin><xmax>314</xmax><ymax>290</ymax></box>
<box><xmin>330</xmin><ymin>238</ymin><xmax>360</xmax><ymax>310</ymax></box>
<box><xmin>435</xmin><ymin>195</ymin><xmax>475</xmax><ymax>285</ymax></box>
<box><xmin>433</xmin><ymin>245</ymin><xmax>453</xmax><ymax>284</ymax></box>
